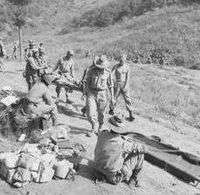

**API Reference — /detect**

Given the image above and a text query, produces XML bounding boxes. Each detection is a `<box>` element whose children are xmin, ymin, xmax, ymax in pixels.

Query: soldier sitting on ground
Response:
<box><xmin>94</xmin><ymin>115</ymin><xmax>145</xmax><ymax>187</ymax></box>
<box><xmin>10</xmin><ymin>74</ymin><xmax>58</xmax><ymax>140</ymax></box>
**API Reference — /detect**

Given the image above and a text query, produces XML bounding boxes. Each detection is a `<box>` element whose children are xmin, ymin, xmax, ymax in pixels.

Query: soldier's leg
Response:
<box><xmin>55</xmin><ymin>84</ymin><xmax>62</xmax><ymax>98</ymax></box>
<box><xmin>121</xmin><ymin>89</ymin><xmax>135</xmax><ymax>121</ymax></box>
<box><xmin>97</xmin><ymin>91</ymin><xmax>107</xmax><ymax>132</ymax></box>
<box><xmin>109</xmin><ymin>84</ymin><xmax>121</xmax><ymax>115</ymax></box>
<box><xmin>121</xmin><ymin>143</ymin><xmax>145</xmax><ymax>186</ymax></box>
<box><xmin>86</xmin><ymin>92</ymin><xmax>98</xmax><ymax>135</ymax></box>
<box><xmin>25</xmin><ymin>75</ymin><xmax>32</xmax><ymax>91</ymax></box>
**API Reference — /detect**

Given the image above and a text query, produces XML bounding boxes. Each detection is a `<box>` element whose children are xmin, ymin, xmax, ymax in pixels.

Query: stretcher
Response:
<box><xmin>127</xmin><ymin>132</ymin><xmax>200</xmax><ymax>185</ymax></box>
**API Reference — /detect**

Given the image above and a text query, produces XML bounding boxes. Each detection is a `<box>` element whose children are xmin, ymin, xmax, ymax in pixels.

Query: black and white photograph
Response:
<box><xmin>0</xmin><ymin>0</ymin><xmax>200</xmax><ymax>194</ymax></box>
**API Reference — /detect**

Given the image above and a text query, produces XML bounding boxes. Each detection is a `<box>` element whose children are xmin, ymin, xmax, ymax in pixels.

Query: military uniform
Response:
<box><xmin>54</xmin><ymin>56</ymin><xmax>75</xmax><ymax>102</ymax></box>
<box><xmin>94</xmin><ymin>116</ymin><xmax>144</xmax><ymax>185</ymax></box>
<box><xmin>110</xmin><ymin>59</ymin><xmax>134</xmax><ymax>120</ymax></box>
<box><xmin>26</xmin><ymin>81</ymin><xmax>58</xmax><ymax>126</ymax></box>
<box><xmin>25</xmin><ymin>55</ymin><xmax>41</xmax><ymax>90</ymax></box>
<box><xmin>85</xmin><ymin>61</ymin><xmax>113</xmax><ymax>134</ymax></box>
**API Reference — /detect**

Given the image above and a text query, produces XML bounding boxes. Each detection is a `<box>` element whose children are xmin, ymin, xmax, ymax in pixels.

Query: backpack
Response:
<box><xmin>94</xmin><ymin>131</ymin><xmax>124</xmax><ymax>177</ymax></box>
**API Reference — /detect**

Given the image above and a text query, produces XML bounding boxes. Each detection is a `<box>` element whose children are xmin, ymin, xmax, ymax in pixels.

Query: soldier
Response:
<box><xmin>85</xmin><ymin>55</ymin><xmax>114</xmax><ymax>136</ymax></box>
<box><xmin>37</xmin><ymin>45</ymin><xmax>49</xmax><ymax>75</ymax></box>
<box><xmin>0</xmin><ymin>38</ymin><xmax>6</xmax><ymax>71</ymax></box>
<box><xmin>26</xmin><ymin>73</ymin><xmax>58</xmax><ymax>127</ymax></box>
<box><xmin>24</xmin><ymin>49</ymin><xmax>42</xmax><ymax>90</ymax></box>
<box><xmin>24</xmin><ymin>40</ymin><xmax>35</xmax><ymax>61</ymax></box>
<box><xmin>109</xmin><ymin>54</ymin><xmax>135</xmax><ymax>121</ymax></box>
<box><xmin>80</xmin><ymin>59</ymin><xmax>97</xmax><ymax>116</ymax></box>
<box><xmin>94</xmin><ymin>115</ymin><xmax>145</xmax><ymax>186</ymax></box>
<box><xmin>12</xmin><ymin>42</ymin><xmax>18</xmax><ymax>60</ymax></box>
<box><xmin>53</xmin><ymin>50</ymin><xmax>75</xmax><ymax>104</ymax></box>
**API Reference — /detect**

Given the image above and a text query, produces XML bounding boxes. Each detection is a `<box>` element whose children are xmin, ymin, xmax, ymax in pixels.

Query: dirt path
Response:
<box><xmin>0</xmin><ymin>61</ymin><xmax>199</xmax><ymax>194</ymax></box>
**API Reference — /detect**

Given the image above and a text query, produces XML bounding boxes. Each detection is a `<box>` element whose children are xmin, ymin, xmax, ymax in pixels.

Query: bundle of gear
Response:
<box><xmin>0</xmin><ymin>136</ymin><xmax>86</xmax><ymax>188</ymax></box>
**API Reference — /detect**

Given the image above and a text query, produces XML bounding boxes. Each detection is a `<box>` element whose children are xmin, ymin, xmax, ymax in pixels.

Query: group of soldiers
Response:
<box><xmin>10</xmin><ymin>39</ymin><xmax>145</xmax><ymax>187</ymax></box>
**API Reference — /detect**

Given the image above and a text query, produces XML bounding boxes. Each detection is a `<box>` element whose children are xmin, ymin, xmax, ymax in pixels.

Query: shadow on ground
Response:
<box><xmin>57</xmin><ymin>104</ymin><xmax>87</xmax><ymax>121</ymax></box>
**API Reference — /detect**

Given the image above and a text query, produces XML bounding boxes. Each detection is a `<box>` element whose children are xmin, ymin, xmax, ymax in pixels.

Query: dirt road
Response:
<box><xmin>0</xmin><ymin>61</ymin><xmax>199</xmax><ymax>195</ymax></box>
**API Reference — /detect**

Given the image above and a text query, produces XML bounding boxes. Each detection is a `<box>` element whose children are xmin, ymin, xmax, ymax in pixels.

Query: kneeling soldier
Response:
<box><xmin>94</xmin><ymin>116</ymin><xmax>145</xmax><ymax>186</ymax></box>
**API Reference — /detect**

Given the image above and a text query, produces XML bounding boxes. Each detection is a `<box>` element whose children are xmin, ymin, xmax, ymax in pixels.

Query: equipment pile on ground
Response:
<box><xmin>0</xmin><ymin>138</ymin><xmax>85</xmax><ymax>188</ymax></box>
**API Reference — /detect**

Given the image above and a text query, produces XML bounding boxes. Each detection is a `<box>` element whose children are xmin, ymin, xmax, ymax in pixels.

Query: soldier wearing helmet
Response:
<box><xmin>84</xmin><ymin>55</ymin><xmax>114</xmax><ymax>136</ymax></box>
<box><xmin>53</xmin><ymin>50</ymin><xmax>75</xmax><ymax>104</ymax></box>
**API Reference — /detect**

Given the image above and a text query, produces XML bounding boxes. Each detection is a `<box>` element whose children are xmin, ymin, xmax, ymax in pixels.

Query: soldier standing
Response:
<box><xmin>109</xmin><ymin>54</ymin><xmax>135</xmax><ymax>121</ymax></box>
<box><xmin>84</xmin><ymin>55</ymin><xmax>114</xmax><ymax>136</ymax></box>
<box><xmin>53</xmin><ymin>50</ymin><xmax>75</xmax><ymax>104</ymax></box>
<box><xmin>24</xmin><ymin>49</ymin><xmax>41</xmax><ymax>90</ymax></box>
<box><xmin>24</xmin><ymin>40</ymin><xmax>35</xmax><ymax>61</ymax></box>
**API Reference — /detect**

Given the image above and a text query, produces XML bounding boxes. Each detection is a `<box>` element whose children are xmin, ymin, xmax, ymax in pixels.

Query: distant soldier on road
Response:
<box><xmin>84</xmin><ymin>55</ymin><xmax>114</xmax><ymax>136</ymax></box>
<box><xmin>109</xmin><ymin>54</ymin><xmax>135</xmax><ymax>121</ymax></box>
<box><xmin>53</xmin><ymin>50</ymin><xmax>75</xmax><ymax>104</ymax></box>
<box><xmin>0</xmin><ymin>38</ymin><xmax>6</xmax><ymax>71</ymax></box>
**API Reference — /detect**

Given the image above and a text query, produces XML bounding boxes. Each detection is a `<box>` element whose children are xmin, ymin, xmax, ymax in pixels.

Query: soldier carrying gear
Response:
<box><xmin>84</xmin><ymin>55</ymin><xmax>114</xmax><ymax>137</ymax></box>
<box><xmin>24</xmin><ymin>49</ymin><xmax>43</xmax><ymax>90</ymax></box>
<box><xmin>53</xmin><ymin>50</ymin><xmax>75</xmax><ymax>104</ymax></box>
<box><xmin>94</xmin><ymin>115</ymin><xmax>145</xmax><ymax>186</ymax></box>
<box><xmin>109</xmin><ymin>54</ymin><xmax>135</xmax><ymax>121</ymax></box>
